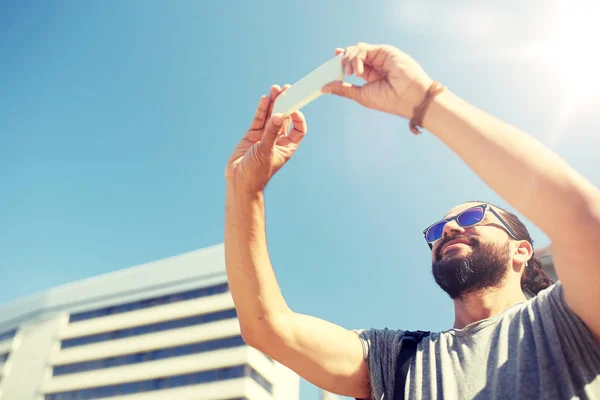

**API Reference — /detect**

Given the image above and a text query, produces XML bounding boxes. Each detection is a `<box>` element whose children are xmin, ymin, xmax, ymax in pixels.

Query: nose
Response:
<box><xmin>441</xmin><ymin>219</ymin><xmax>465</xmax><ymax>239</ymax></box>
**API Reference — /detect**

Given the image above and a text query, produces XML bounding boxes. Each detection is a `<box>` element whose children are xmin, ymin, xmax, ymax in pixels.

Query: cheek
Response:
<box><xmin>476</xmin><ymin>227</ymin><xmax>502</xmax><ymax>243</ymax></box>
<box><xmin>431</xmin><ymin>242</ymin><xmax>443</xmax><ymax>260</ymax></box>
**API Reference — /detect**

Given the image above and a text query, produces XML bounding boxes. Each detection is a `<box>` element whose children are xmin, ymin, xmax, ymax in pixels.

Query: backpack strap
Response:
<box><xmin>394</xmin><ymin>330</ymin><xmax>430</xmax><ymax>400</ymax></box>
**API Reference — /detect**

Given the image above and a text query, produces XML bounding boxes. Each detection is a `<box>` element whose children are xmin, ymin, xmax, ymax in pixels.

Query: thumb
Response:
<box><xmin>260</xmin><ymin>113</ymin><xmax>286</xmax><ymax>150</ymax></box>
<box><xmin>322</xmin><ymin>81</ymin><xmax>363</xmax><ymax>102</ymax></box>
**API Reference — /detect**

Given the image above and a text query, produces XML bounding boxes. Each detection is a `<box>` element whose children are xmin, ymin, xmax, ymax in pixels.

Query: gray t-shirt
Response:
<box><xmin>355</xmin><ymin>281</ymin><xmax>600</xmax><ymax>399</ymax></box>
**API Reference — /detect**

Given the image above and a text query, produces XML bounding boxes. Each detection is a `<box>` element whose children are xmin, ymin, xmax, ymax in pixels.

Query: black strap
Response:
<box><xmin>394</xmin><ymin>330</ymin><xmax>429</xmax><ymax>400</ymax></box>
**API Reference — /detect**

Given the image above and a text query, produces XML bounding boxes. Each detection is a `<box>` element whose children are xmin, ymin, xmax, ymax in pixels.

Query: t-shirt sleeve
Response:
<box><xmin>534</xmin><ymin>281</ymin><xmax>600</xmax><ymax>370</ymax></box>
<box><xmin>353</xmin><ymin>328</ymin><xmax>406</xmax><ymax>400</ymax></box>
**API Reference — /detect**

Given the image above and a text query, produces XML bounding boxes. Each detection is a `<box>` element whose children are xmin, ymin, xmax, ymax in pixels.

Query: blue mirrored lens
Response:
<box><xmin>457</xmin><ymin>207</ymin><xmax>485</xmax><ymax>227</ymax></box>
<box><xmin>426</xmin><ymin>221</ymin><xmax>447</xmax><ymax>242</ymax></box>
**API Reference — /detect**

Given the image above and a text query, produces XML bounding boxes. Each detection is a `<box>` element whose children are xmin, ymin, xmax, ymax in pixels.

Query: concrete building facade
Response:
<box><xmin>0</xmin><ymin>244</ymin><xmax>299</xmax><ymax>400</ymax></box>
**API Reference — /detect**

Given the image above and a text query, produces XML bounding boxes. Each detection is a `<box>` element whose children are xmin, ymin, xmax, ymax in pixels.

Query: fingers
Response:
<box><xmin>270</xmin><ymin>85</ymin><xmax>282</xmax><ymax>98</ymax></box>
<box><xmin>266</xmin><ymin>84</ymin><xmax>292</xmax><ymax>119</ymax></box>
<box><xmin>249</xmin><ymin>85</ymin><xmax>282</xmax><ymax>130</ymax></box>
<box><xmin>353</xmin><ymin>55</ymin><xmax>365</xmax><ymax>77</ymax></box>
<box><xmin>343</xmin><ymin>45</ymin><xmax>363</xmax><ymax>76</ymax></box>
<box><xmin>249</xmin><ymin>84</ymin><xmax>289</xmax><ymax>133</ymax></box>
<box><xmin>361</xmin><ymin>63</ymin><xmax>383</xmax><ymax>82</ymax></box>
<box><xmin>321</xmin><ymin>81</ymin><xmax>362</xmax><ymax>102</ymax></box>
<box><xmin>287</xmin><ymin>111</ymin><xmax>307</xmax><ymax>144</ymax></box>
<box><xmin>337</xmin><ymin>42</ymin><xmax>394</xmax><ymax>79</ymax></box>
<box><xmin>249</xmin><ymin>95</ymin><xmax>271</xmax><ymax>131</ymax></box>
<box><xmin>259</xmin><ymin>113</ymin><xmax>286</xmax><ymax>150</ymax></box>
<box><xmin>266</xmin><ymin>85</ymin><xmax>282</xmax><ymax>119</ymax></box>
<box><xmin>258</xmin><ymin>109</ymin><xmax>306</xmax><ymax>152</ymax></box>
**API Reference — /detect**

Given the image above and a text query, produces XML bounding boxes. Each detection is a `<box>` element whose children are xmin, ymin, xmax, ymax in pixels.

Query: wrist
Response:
<box><xmin>407</xmin><ymin>80</ymin><xmax>447</xmax><ymax>135</ymax></box>
<box><xmin>225</xmin><ymin>179</ymin><xmax>266</xmax><ymax>236</ymax></box>
<box><xmin>421</xmin><ymin>89</ymin><xmax>455</xmax><ymax>134</ymax></box>
<box><xmin>398</xmin><ymin>76</ymin><xmax>433</xmax><ymax>119</ymax></box>
<box><xmin>226</xmin><ymin>178</ymin><xmax>265</xmax><ymax>204</ymax></box>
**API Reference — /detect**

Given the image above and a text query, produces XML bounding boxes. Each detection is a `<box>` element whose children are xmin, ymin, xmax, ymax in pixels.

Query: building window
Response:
<box><xmin>68</xmin><ymin>283</ymin><xmax>229</xmax><ymax>323</ymax></box>
<box><xmin>0</xmin><ymin>329</ymin><xmax>17</xmax><ymax>343</ymax></box>
<box><xmin>54</xmin><ymin>335</ymin><xmax>246</xmax><ymax>375</ymax></box>
<box><xmin>61</xmin><ymin>308</ymin><xmax>237</xmax><ymax>349</ymax></box>
<box><xmin>44</xmin><ymin>364</ymin><xmax>272</xmax><ymax>399</ymax></box>
<box><xmin>247</xmin><ymin>364</ymin><xmax>274</xmax><ymax>393</ymax></box>
<box><xmin>0</xmin><ymin>352</ymin><xmax>9</xmax><ymax>363</ymax></box>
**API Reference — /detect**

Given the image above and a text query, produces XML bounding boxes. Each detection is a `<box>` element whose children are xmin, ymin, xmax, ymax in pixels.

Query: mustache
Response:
<box><xmin>435</xmin><ymin>234</ymin><xmax>479</xmax><ymax>260</ymax></box>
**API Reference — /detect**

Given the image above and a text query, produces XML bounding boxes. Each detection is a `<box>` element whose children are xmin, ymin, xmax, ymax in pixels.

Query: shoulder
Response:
<box><xmin>353</xmin><ymin>328</ymin><xmax>406</xmax><ymax>360</ymax></box>
<box><xmin>529</xmin><ymin>280</ymin><xmax>570</xmax><ymax>315</ymax></box>
<box><xmin>525</xmin><ymin>281</ymin><xmax>600</xmax><ymax>348</ymax></box>
<box><xmin>353</xmin><ymin>328</ymin><xmax>418</xmax><ymax>400</ymax></box>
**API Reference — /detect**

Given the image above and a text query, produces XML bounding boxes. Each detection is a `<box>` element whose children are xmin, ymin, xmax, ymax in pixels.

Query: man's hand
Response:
<box><xmin>225</xmin><ymin>84</ymin><xmax>307</xmax><ymax>192</ymax></box>
<box><xmin>322</xmin><ymin>42</ymin><xmax>433</xmax><ymax>118</ymax></box>
<box><xmin>224</xmin><ymin>84</ymin><xmax>369</xmax><ymax>398</ymax></box>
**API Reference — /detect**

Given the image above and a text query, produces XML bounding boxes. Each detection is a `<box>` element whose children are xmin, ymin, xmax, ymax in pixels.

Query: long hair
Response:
<box><xmin>472</xmin><ymin>202</ymin><xmax>554</xmax><ymax>296</ymax></box>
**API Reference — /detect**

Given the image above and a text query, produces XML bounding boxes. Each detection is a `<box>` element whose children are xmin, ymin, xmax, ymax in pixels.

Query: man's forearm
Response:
<box><xmin>424</xmin><ymin>90</ymin><xmax>600</xmax><ymax>240</ymax></box>
<box><xmin>224</xmin><ymin>183</ymin><xmax>371</xmax><ymax>397</ymax></box>
<box><xmin>224</xmin><ymin>180</ymin><xmax>291</xmax><ymax>341</ymax></box>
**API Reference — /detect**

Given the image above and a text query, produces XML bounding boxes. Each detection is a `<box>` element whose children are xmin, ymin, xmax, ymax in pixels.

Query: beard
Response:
<box><xmin>432</xmin><ymin>236</ymin><xmax>511</xmax><ymax>300</ymax></box>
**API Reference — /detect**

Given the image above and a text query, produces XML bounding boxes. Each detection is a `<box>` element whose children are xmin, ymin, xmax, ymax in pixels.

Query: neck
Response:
<box><xmin>452</xmin><ymin>282</ymin><xmax>527</xmax><ymax>329</ymax></box>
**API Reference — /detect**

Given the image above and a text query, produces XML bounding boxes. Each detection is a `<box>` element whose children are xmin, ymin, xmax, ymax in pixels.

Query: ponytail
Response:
<box><xmin>521</xmin><ymin>256</ymin><xmax>553</xmax><ymax>296</ymax></box>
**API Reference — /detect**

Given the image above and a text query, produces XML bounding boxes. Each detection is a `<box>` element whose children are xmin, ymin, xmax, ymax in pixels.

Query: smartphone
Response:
<box><xmin>272</xmin><ymin>53</ymin><xmax>344</xmax><ymax>116</ymax></box>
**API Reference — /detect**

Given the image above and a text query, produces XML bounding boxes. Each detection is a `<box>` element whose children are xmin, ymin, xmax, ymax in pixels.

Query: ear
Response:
<box><xmin>512</xmin><ymin>240</ymin><xmax>534</xmax><ymax>271</ymax></box>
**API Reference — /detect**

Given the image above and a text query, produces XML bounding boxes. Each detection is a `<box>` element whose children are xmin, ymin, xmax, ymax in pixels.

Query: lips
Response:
<box><xmin>440</xmin><ymin>238</ymin><xmax>472</xmax><ymax>255</ymax></box>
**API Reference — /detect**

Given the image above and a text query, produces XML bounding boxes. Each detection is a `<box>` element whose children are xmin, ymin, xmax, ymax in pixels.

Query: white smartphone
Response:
<box><xmin>272</xmin><ymin>53</ymin><xmax>344</xmax><ymax>116</ymax></box>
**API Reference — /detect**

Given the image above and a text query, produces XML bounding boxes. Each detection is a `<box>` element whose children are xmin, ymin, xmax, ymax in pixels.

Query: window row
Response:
<box><xmin>69</xmin><ymin>282</ymin><xmax>229</xmax><ymax>323</ymax></box>
<box><xmin>45</xmin><ymin>364</ymin><xmax>272</xmax><ymax>400</ymax></box>
<box><xmin>54</xmin><ymin>335</ymin><xmax>245</xmax><ymax>376</ymax></box>
<box><xmin>0</xmin><ymin>328</ymin><xmax>17</xmax><ymax>343</ymax></box>
<box><xmin>0</xmin><ymin>352</ymin><xmax>9</xmax><ymax>363</ymax></box>
<box><xmin>62</xmin><ymin>308</ymin><xmax>236</xmax><ymax>348</ymax></box>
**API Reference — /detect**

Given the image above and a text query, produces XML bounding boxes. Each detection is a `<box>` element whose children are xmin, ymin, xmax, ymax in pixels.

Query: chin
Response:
<box><xmin>431</xmin><ymin>240</ymin><xmax>512</xmax><ymax>300</ymax></box>
<box><xmin>439</xmin><ymin>249</ymin><xmax>471</xmax><ymax>262</ymax></box>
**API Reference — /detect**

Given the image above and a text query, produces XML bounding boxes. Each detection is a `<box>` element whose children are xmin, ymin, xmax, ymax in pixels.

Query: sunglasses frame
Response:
<box><xmin>423</xmin><ymin>204</ymin><xmax>519</xmax><ymax>249</ymax></box>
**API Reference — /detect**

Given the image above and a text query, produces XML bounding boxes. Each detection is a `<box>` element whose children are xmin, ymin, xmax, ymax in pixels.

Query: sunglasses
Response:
<box><xmin>423</xmin><ymin>204</ymin><xmax>518</xmax><ymax>249</ymax></box>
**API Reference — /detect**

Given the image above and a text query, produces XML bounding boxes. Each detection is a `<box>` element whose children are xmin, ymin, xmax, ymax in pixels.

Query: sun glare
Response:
<box><xmin>546</xmin><ymin>0</ymin><xmax>600</xmax><ymax>99</ymax></box>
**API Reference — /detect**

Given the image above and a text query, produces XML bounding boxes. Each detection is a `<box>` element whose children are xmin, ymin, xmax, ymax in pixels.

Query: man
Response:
<box><xmin>224</xmin><ymin>42</ymin><xmax>600</xmax><ymax>399</ymax></box>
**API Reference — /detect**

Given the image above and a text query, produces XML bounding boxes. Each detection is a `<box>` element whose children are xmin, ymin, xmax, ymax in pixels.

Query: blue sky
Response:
<box><xmin>1</xmin><ymin>1</ymin><xmax>599</xmax><ymax>398</ymax></box>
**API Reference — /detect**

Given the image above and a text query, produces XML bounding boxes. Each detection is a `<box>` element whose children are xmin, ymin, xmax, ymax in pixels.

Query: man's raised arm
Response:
<box><xmin>224</xmin><ymin>85</ymin><xmax>370</xmax><ymax>398</ymax></box>
<box><xmin>324</xmin><ymin>42</ymin><xmax>600</xmax><ymax>341</ymax></box>
<box><xmin>423</xmin><ymin>88</ymin><xmax>600</xmax><ymax>338</ymax></box>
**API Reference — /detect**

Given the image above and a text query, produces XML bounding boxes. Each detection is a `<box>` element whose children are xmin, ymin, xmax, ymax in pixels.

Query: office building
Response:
<box><xmin>0</xmin><ymin>244</ymin><xmax>299</xmax><ymax>400</ymax></box>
